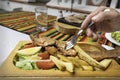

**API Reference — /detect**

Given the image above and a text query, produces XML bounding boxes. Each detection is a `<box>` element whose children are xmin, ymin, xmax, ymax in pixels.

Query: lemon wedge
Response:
<box><xmin>17</xmin><ymin>47</ymin><xmax>41</xmax><ymax>56</ymax></box>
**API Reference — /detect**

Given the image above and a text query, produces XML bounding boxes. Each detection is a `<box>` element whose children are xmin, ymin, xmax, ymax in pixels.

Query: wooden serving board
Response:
<box><xmin>0</xmin><ymin>41</ymin><xmax>120</xmax><ymax>79</ymax></box>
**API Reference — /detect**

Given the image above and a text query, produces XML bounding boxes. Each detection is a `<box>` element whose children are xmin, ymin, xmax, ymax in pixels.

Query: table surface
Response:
<box><xmin>0</xmin><ymin>20</ymin><xmax>120</xmax><ymax>80</ymax></box>
<box><xmin>0</xmin><ymin>25</ymin><xmax>31</xmax><ymax>66</ymax></box>
<box><xmin>0</xmin><ymin>10</ymin><xmax>74</xmax><ymax>66</ymax></box>
<box><xmin>0</xmin><ymin>28</ymin><xmax>120</xmax><ymax>80</ymax></box>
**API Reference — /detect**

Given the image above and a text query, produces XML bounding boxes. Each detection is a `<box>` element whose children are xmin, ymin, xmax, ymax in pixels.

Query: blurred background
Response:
<box><xmin>0</xmin><ymin>0</ymin><xmax>119</xmax><ymax>14</ymax></box>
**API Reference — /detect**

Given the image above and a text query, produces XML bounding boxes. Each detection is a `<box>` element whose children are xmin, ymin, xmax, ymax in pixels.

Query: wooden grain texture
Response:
<box><xmin>0</xmin><ymin>41</ymin><xmax>120</xmax><ymax>79</ymax></box>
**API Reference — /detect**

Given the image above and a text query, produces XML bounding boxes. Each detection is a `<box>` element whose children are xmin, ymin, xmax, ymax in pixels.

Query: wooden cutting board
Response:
<box><xmin>0</xmin><ymin>41</ymin><xmax>120</xmax><ymax>79</ymax></box>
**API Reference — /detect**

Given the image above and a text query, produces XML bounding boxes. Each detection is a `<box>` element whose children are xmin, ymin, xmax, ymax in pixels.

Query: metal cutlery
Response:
<box><xmin>65</xmin><ymin>21</ymin><xmax>94</xmax><ymax>50</ymax></box>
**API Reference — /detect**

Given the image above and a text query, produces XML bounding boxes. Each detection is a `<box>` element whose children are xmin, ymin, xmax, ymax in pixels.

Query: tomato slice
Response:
<box><xmin>21</xmin><ymin>43</ymin><xmax>35</xmax><ymax>49</ymax></box>
<box><xmin>36</xmin><ymin>60</ymin><xmax>55</xmax><ymax>69</ymax></box>
<box><xmin>38</xmin><ymin>51</ymin><xmax>50</xmax><ymax>59</ymax></box>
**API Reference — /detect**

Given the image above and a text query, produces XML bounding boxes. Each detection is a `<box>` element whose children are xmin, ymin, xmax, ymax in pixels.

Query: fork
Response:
<box><xmin>65</xmin><ymin>21</ymin><xmax>94</xmax><ymax>50</ymax></box>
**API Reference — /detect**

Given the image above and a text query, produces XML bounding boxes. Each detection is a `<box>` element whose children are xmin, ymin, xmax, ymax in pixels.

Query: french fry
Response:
<box><xmin>75</xmin><ymin>58</ymin><xmax>94</xmax><ymax>71</ymax></box>
<box><xmin>100</xmin><ymin>59</ymin><xmax>112</xmax><ymax>68</ymax></box>
<box><xmin>57</xmin><ymin>54</ymin><xmax>82</xmax><ymax>68</ymax></box>
<box><xmin>95</xmin><ymin>59</ymin><xmax>112</xmax><ymax>70</ymax></box>
<box><xmin>70</xmin><ymin>57</ymin><xmax>94</xmax><ymax>71</ymax></box>
<box><xmin>57</xmin><ymin>54</ymin><xmax>80</xmax><ymax>67</ymax></box>
<box><xmin>74</xmin><ymin>45</ymin><xmax>106</xmax><ymax>70</ymax></box>
<box><xmin>50</xmin><ymin>56</ymin><xmax>74</xmax><ymax>72</ymax></box>
<box><xmin>57</xmin><ymin>54</ymin><xmax>94</xmax><ymax>71</ymax></box>
<box><xmin>77</xmin><ymin>59</ymin><xmax>90</xmax><ymax>66</ymax></box>
<box><xmin>50</xmin><ymin>56</ymin><xmax>65</xmax><ymax>71</ymax></box>
<box><xmin>82</xmin><ymin>66</ymin><xmax>93</xmax><ymax>71</ymax></box>
<box><xmin>57</xmin><ymin>54</ymin><xmax>71</xmax><ymax>62</ymax></box>
<box><xmin>68</xmin><ymin>57</ymin><xmax>94</xmax><ymax>71</ymax></box>
<box><xmin>67</xmin><ymin>57</ymin><xmax>82</xmax><ymax>68</ymax></box>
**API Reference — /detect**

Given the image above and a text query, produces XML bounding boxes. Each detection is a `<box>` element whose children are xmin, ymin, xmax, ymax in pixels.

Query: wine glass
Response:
<box><xmin>35</xmin><ymin>6</ymin><xmax>48</xmax><ymax>32</ymax></box>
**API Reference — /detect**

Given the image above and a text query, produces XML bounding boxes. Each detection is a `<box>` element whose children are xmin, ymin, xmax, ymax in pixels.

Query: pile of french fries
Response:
<box><xmin>50</xmin><ymin>45</ymin><xmax>112</xmax><ymax>73</ymax></box>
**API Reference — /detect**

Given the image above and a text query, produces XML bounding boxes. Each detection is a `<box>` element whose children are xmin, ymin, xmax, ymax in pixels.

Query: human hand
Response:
<box><xmin>81</xmin><ymin>6</ymin><xmax>120</xmax><ymax>40</ymax></box>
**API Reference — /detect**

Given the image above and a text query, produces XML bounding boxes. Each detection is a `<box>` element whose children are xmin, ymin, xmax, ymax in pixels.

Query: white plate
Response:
<box><xmin>105</xmin><ymin>33</ymin><xmax>120</xmax><ymax>46</ymax></box>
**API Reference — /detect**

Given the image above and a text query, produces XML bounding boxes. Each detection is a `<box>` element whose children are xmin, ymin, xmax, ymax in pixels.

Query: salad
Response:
<box><xmin>13</xmin><ymin>43</ymin><xmax>55</xmax><ymax>70</ymax></box>
<box><xmin>13</xmin><ymin>39</ymin><xmax>112</xmax><ymax>72</ymax></box>
<box><xmin>111</xmin><ymin>31</ymin><xmax>120</xmax><ymax>43</ymax></box>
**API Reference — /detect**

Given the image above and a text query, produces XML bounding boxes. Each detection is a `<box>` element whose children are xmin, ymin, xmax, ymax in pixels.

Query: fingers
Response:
<box><xmin>81</xmin><ymin>6</ymin><xmax>106</xmax><ymax>30</ymax></box>
<box><xmin>92</xmin><ymin>32</ymin><xmax>99</xmax><ymax>41</ymax></box>
<box><xmin>81</xmin><ymin>6</ymin><xmax>118</xmax><ymax>40</ymax></box>
<box><xmin>92</xmin><ymin>12</ymin><xmax>105</xmax><ymax>22</ymax></box>
<box><xmin>81</xmin><ymin>6</ymin><xmax>120</xmax><ymax>40</ymax></box>
<box><xmin>92</xmin><ymin>7</ymin><xmax>120</xmax><ymax>22</ymax></box>
<box><xmin>86</xmin><ymin>28</ymin><xmax>99</xmax><ymax>41</ymax></box>
<box><xmin>81</xmin><ymin>13</ymin><xmax>94</xmax><ymax>30</ymax></box>
<box><xmin>86</xmin><ymin>28</ymin><xmax>93</xmax><ymax>37</ymax></box>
